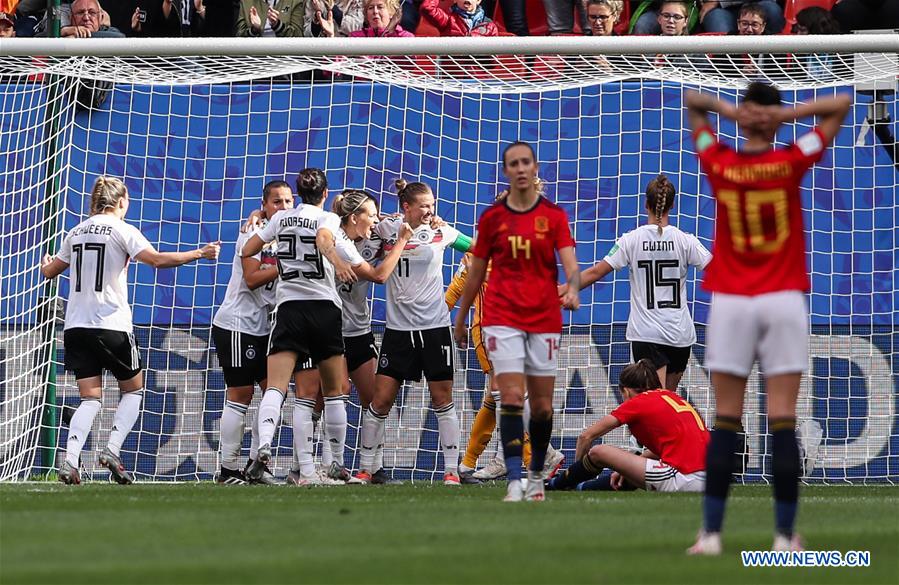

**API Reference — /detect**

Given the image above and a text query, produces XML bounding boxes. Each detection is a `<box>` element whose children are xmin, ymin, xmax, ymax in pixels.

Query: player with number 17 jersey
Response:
<box><xmin>473</xmin><ymin>197</ymin><xmax>575</xmax><ymax>334</ymax></box>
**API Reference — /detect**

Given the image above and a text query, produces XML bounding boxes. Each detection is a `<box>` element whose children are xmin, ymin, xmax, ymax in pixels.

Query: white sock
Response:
<box><xmin>435</xmin><ymin>403</ymin><xmax>460</xmax><ymax>475</ymax></box>
<box><xmin>106</xmin><ymin>390</ymin><xmax>143</xmax><ymax>457</ymax></box>
<box><xmin>293</xmin><ymin>398</ymin><xmax>316</xmax><ymax>476</ymax></box>
<box><xmin>318</xmin><ymin>410</ymin><xmax>333</xmax><ymax>468</ymax></box>
<box><xmin>360</xmin><ymin>406</ymin><xmax>386</xmax><ymax>473</ymax></box>
<box><xmin>324</xmin><ymin>396</ymin><xmax>347</xmax><ymax>467</ymax></box>
<box><xmin>220</xmin><ymin>401</ymin><xmax>247</xmax><ymax>470</ymax></box>
<box><xmin>522</xmin><ymin>396</ymin><xmax>531</xmax><ymax>433</ymax></box>
<box><xmin>65</xmin><ymin>398</ymin><xmax>101</xmax><ymax>467</ymax></box>
<box><xmin>249</xmin><ymin>401</ymin><xmax>260</xmax><ymax>461</ymax></box>
<box><xmin>256</xmin><ymin>388</ymin><xmax>284</xmax><ymax>448</ymax></box>
<box><xmin>493</xmin><ymin>392</ymin><xmax>504</xmax><ymax>461</ymax></box>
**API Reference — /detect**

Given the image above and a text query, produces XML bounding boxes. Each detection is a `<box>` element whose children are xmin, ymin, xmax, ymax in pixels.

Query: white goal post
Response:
<box><xmin>0</xmin><ymin>36</ymin><xmax>896</xmax><ymax>483</ymax></box>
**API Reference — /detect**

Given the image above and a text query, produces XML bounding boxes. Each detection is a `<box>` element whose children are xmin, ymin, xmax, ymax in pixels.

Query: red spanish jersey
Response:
<box><xmin>693</xmin><ymin>125</ymin><xmax>827</xmax><ymax>295</ymax></box>
<box><xmin>611</xmin><ymin>390</ymin><xmax>710</xmax><ymax>475</ymax></box>
<box><xmin>472</xmin><ymin>196</ymin><xmax>575</xmax><ymax>333</ymax></box>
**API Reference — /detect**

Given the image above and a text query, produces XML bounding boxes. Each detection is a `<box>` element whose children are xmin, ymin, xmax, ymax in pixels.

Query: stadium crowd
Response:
<box><xmin>1</xmin><ymin>0</ymin><xmax>897</xmax><ymax>39</ymax></box>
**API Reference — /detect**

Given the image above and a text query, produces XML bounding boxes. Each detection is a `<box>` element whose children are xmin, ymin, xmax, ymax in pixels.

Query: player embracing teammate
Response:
<box><xmin>454</xmin><ymin>141</ymin><xmax>581</xmax><ymax>502</ymax></box>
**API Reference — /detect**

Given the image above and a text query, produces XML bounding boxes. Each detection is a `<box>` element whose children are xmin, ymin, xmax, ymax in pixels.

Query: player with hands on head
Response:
<box><xmin>559</xmin><ymin>173</ymin><xmax>711</xmax><ymax>391</ymax></box>
<box><xmin>41</xmin><ymin>176</ymin><xmax>219</xmax><ymax>485</ymax></box>
<box><xmin>454</xmin><ymin>141</ymin><xmax>580</xmax><ymax>502</ymax></box>
<box><xmin>684</xmin><ymin>83</ymin><xmax>850</xmax><ymax>555</ymax></box>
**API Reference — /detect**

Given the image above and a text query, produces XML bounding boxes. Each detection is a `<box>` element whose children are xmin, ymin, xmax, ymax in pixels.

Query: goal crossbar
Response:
<box><xmin>3</xmin><ymin>34</ymin><xmax>898</xmax><ymax>57</ymax></box>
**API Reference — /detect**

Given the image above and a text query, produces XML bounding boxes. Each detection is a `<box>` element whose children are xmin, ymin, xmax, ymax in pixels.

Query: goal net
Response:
<box><xmin>1</xmin><ymin>37</ymin><xmax>896</xmax><ymax>483</ymax></box>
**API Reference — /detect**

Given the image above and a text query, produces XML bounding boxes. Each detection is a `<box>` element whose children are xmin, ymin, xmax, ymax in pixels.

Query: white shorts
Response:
<box><xmin>644</xmin><ymin>459</ymin><xmax>705</xmax><ymax>493</ymax></box>
<box><xmin>482</xmin><ymin>326</ymin><xmax>560</xmax><ymax>377</ymax></box>
<box><xmin>706</xmin><ymin>290</ymin><xmax>808</xmax><ymax>378</ymax></box>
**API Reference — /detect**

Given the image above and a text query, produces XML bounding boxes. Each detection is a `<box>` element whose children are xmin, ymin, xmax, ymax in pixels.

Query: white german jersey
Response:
<box><xmin>56</xmin><ymin>214</ymin><xmax>152</xmax><ymax>333</ymax></box>
<box><xmin>212</xmin><ymin>228</ymin><xmax>276</xmax><ymax>336</ymax></box>
<box><xmin>257</xmin><ymin>205</ymin><xmax>343</xmax><ymax>308</ymax></box>
<box><xmin>335</xmin><ymin>228</ymin><xmax>379</xmax><ymax>337</ymax></box>
<box><xmin>373</xmin><ymin>217</ymin><xmax>460</xmax><ymax>331</ymax></box>
<box><xmin>604</xmin><ymin>224</ymin><xmax>712</xmax><ymax>347</ymax></box>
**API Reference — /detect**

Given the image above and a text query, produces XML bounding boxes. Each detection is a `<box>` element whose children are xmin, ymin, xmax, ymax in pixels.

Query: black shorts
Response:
<box><xmin>212</xmin><ymin>325</ymin><xmax>268</xmax><ymax>388</ymax></box>
<box><xmin>377</xmin><ymin>327</ymin><xmax>454</xmax><ymax>383</ymax></box>
<box><xmin>345</xmin><ymin>332</ymin><xmax>378</xmax><ymax>372</ymax></box>
<box><xmin>268</xmin><ymin>300</ymin><xmax>343</xmax><ymax>365</ymax></box>
<box><xmin>631</xmin><ymin>341</ymin><xmax>691</xmax><ymax>375</ymax></box>
<box><xmin>63</xmin><ymin>328</ymin><xmax>142</xmax><ymax>381</ymax></box>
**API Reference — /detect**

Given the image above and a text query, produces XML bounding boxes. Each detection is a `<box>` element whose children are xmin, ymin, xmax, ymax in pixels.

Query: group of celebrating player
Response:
<box><xmin>42</xmin><ymin>81</ymin><xmax>850</xmax><ymax>555</ymax></box>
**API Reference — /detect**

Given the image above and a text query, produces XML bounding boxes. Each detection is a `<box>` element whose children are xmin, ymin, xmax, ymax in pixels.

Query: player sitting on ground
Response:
<box><xmin>42</xmin><ymin>176</ymin><xmax>219</xmax><ymax>484</ymax></box>
<box><xmin>547</xmin><ymin>359</ymin><xmax>709</xmax><ymax>493</ymax></box>
<box><xmin>685</xmin><ymin>83</ymin><xmax>851</xmax><ymax>555</ymax></box>
<box><xmin>559</xmin><ymin>174</ymin><xmax>711</xmax><ymax>391</ymax></box>
<box><xmin>213</xmin><ymin>180</ymin><xmax>293</xmax><ymax>485</ymax></box>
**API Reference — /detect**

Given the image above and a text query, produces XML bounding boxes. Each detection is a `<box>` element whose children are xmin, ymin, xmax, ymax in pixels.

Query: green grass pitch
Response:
<box><xmin>1</xmin><ymin>484</ymin><xmax>895</xmax><ymax>584</ymax></box>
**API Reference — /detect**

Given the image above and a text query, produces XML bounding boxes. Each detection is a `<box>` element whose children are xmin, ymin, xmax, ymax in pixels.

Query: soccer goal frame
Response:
<box><xmin>0</xmin><ymin>35</ymin><xmax>896</xmax><ymax>483</ymax></box>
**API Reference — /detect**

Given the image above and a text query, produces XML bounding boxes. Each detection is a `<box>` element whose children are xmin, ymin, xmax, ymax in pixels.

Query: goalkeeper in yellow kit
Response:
<box><xmin>446</xmin><ymin>253</ymin><xmax>565</xmax><ymax>482</ymax></box>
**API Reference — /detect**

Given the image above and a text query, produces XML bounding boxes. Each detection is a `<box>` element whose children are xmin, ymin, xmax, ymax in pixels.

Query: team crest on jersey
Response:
<box><xmin>534</xmin><ymin>216</ymin><xmax>550</xmax><ymax>233</ymax></box>
<box><xmin>246</xmin><ymin>346</ymin><xmax>256</xmax><ymax>360</ymax></box>
<box><xmin>498</xmin><ymin>223</ymin><xmax>508</xmax><ymax>232</ymax></box>
<box><xmin>416</xmin><ymin>230</ymin><xmax>432</xmax><ymax>243</ymax></box>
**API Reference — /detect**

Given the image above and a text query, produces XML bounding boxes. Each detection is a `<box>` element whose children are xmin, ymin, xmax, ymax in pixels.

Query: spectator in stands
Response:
<box><xmin>586</xmin><ymin>0</ymin><xmax>622</xmax><ymax>36</ymax></box>
<box><xmin>129</xmin><ymin>0</ymin><xmax>182</xmax><ymax>36</ymax></box>
<box><xmin>700</xmin><ymin>1</ymin><xmax>783</xmax><ymax>35</ymax></box>
<box><xmin>236</xmin><ymin>0</ymin><xmax>304</xmax><ymax>36</ymax></box>
<box><xmin>0</xmin><ymin>11</ymin><xmax>14</xmax><ymax>37</ymax></box>
<box><xmin>733</xmin><ymin>3</ymin><xmax>770</xmax><ymax>77</ymax></box>
<box><xmin>657</xmin><ymin>0</ymin><xmax>690</xmax><ymax>35</ymax></box>
<box><xmin>830</xmin><ymin>0</ymin><xmax>899</xmax><ymax>33</ymax></box>
<box><xmin>734</xmin><ymin>2</ymin><xmax>764</xmax><ymax>35</ymax></box>
<box><xmin>481</xmin><ymin>0</ymin><xmax>528</xmax><ymax>36</ymax></box>
<box><xmin>10</xmin><ymin>0</ymin><xmax>42</xmax><ymax>36</ymax></box>
<box><xmin>305</xmin><ymin>0</ymin><xmax>364</xmax><ymax>36</ymax></box>
<box><xmin>633</xmin><ymin>0</ymin><xmax>691</xmax><ymax>35</ymax></box>
<box><xmin>174</xmin><ymin>0</ymin><xmax>213</xmax><ymax>36</ymax></box>
<box><xmin>791</xmin><ymin>6</ymin><xmax>840</xmax><ymax>81</ymax></box>
<box><xmin>420</xmin><ymin>0</ymin><xmax>497</xmax><ymax>36</ymax></box>
<box><xmin>62</xmin><ymin>0</ymin><xmax>124</xmax><ymax>37</ymax></box>
<box><xmin>544</xmin><ymin>0</ymin><xmax>587</xmax><ymax>35</ymax></box>
<box><xmin>343</xmin><ymin>0</ymin><xmax>412</xmax><ymax>36</ymax></box>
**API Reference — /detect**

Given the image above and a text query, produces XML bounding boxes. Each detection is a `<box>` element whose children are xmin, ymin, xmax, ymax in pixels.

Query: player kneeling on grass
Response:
<box><xmin>546</xmin><ymin>359</ymin><xmax>709</xmax><ymax>494</ymax></box>
<box><xmin>42</xmin><ymin>176</ymin><xmax>220</xmax><ymax>485</ymax></box>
